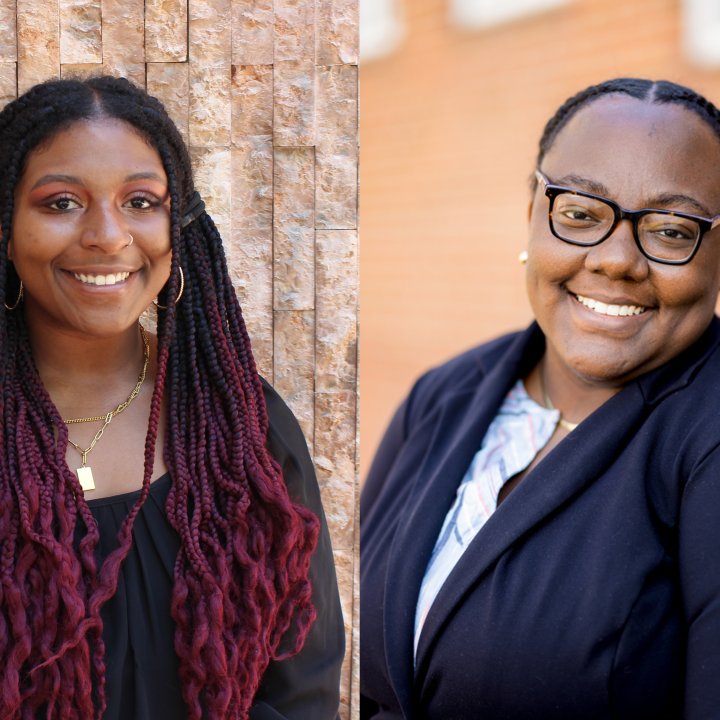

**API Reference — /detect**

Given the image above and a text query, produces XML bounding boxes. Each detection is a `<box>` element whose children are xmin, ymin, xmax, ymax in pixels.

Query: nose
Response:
<box><xmin>79</xmin><ymin>201</ymin><xmax>130</xmax><ymax>254</ymax></box>
<box><xmin>584</xmin><ymin>218</ymin><xmax>649</xmax><ymax>282</ymax></box>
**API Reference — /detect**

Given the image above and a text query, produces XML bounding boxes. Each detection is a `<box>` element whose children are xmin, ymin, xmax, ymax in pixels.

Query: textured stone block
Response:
<box><xmin>274</xmin><ymin>60</ymin><xmax>314</xmax><ymax>147</ymax></box>
<box><xmin>190</xmin><ymin>66</ymin><xmax>231</xmax><ymax>146</ymax></box>
<box><xmin>102</xmin><ymin>0</ymin><xmax>145</xmax><ymax>87</ymax></box>
<box><xmin>274</xmin><ymin>147</ymin><xmax>314</xmax><ymax>223</ymax></box>
<box><xmin>227</xmin><ymin>226</ymin><xmax>273</xmax><ymax>382</ymax></box>
<box><xmin>190</xmin><ymin>144</ymin><xmax>231</xmax><ymax>241</ymax></box>
<box><xmin>315</xmin><ymin>391</ymin><xmax>356</xmax><ymax>550</ymax></box>
<box><xmin>231</xmin><ymin>65</ymin><xmax>273</xmax><ymax>141</ymax></box>
<box><xmin>232</xmin><ymin>136</ymin><xmax>273</xmax><ymax>230</ymax></box>
<box><xmin>0</xmin><ymin>63</ymin><xmax>15</xmax><ymax>108</ymax></box>
<box><xmin>274</xmin><ymin>147</ymin><xmax>315</xmax><ymax>310</ymax></box>
<box><xmin>275</xmin><ymin>0</ymin><xmax>315</xmax><ymax>62</ymax></box>
<box><xmin>139</xmin><ymin>303</ymin><xmax>158</xmax><ymax>336</ymax></box>
<box><xmin>316</xmin><ymin>65</ymin><xmax>357</xmax><ymax>228</ymax></box>
<box><xmin>274</xmin><ymin>225</ymin><xmax>315</xmax><ymax>310</ymax></box>
<box><xmin>334</xmin><ymin>549</ymin><xmax>354</xmax><ymax>720</ymax></box>
<box><xmin>17</xmin><ymin>0</ymin><xmax>59</xmax><ymax>93</ymax></box>
<box><xmin>60</xmin><ymin>63</ymin><xmax>102</xmax><ymax>79</ymax></box>
<box><xmin>147</xmin><ymin>62</ymin><xmax>189</xmax><ymax>145</ymax></box>
<box><xmin>316</xmin><ymin>0</ymin><xmax>358</xmax><ymax>65</ymax></box>
<box><xmin>189</xmin><ymin>0</ymin><xmax>231</xmax><ymax>68</ymax></box>
<box><xmin>316</xmin><ymin>230</ymin><xmax>358</xmax><ymax>390</ymax></box>
<box><xmin>60</xmin><ymin>0</ymin><xmax>101</xmax><ymax>64</ymax></box>
<box><xmin>232</xmin><ymin>0</ymin><xmax>273</xmax><ymax>65</ymax></box>
<box><xmin>350</xmin><ymin>543</ymin><xmax>359</xmax><ymax>720</ymax></box>
<box><xmin>274</xmin><ymin>310</ymin><xmax>315</xmax><ymax>449</ymax></box>
<box><xmin>0</xmin><ymin>0</ymin><xmax>16</xmax><ymax>61</ymax></box>
<box><xmin>146</xmin><ymin>0</ymin><xmax>188</xmax><ymax>62</ymax></box>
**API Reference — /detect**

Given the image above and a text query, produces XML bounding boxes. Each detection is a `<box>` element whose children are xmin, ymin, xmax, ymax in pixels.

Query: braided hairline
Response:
<box><xmin>534</xmin><ymin>78</ymin><xmax>720</xmax><ymax>191</ymax></box>
<box><xmin>0</xmin><ymin>76</ymin><xmax>318</xmax><ymax>720</ymax></box>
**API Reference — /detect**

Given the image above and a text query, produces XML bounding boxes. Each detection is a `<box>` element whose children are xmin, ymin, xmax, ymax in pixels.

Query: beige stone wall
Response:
<box><xmin>3</xmin><ymin>1</ymin><xmax>359</xmax><ymax>717</ymax></box>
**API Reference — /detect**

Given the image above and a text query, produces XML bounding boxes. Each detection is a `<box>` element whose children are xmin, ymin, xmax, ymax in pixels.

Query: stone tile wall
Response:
<box><xmin>4</xmin><ymin>1</ymin><xmax>358</xmax><ymax>717</ymax></box>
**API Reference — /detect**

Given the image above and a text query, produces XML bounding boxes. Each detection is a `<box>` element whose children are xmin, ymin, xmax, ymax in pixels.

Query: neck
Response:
<box><xmin>526</xmin><ymin>346</ymin><xmax>620</xmax><ymax>425</ymax></box>
<box><xmin>24</xmin><ymin>312</ymin><xmax>151</xmax><ymax>421</ymax></box>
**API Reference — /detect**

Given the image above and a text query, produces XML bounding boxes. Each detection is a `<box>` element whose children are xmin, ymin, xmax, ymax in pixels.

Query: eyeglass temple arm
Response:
<box><xmin>535</xmin><ymin>170</ymin><xmax>547</xmax><ymax>190</ymax></box>
<box><xmin>711</xmin><ymin>216</ymin><xmax>720</xmax><ymax>231</ymax></box>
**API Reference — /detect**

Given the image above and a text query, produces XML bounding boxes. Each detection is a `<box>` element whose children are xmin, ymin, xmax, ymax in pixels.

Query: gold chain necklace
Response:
<box><xmin>539</xmin><ymin>363</ymin><xmax>579</xmax><ymax>433</ymax></box>
<box><xmin>66</xmin><ymin>325</ymin><xmax>150</xmax><ymax>491</ymax></box>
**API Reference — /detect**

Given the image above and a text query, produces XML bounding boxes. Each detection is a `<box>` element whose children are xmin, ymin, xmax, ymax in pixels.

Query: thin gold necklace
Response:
<box><xmin>66</xmin><ymin>325</ymin><xmax>150</xmax><ymax>491</ymax></box>
<box><xmin>539</xmin><ymin>364</ymin><xmax>579</xmax><ymax>432</ymax></box>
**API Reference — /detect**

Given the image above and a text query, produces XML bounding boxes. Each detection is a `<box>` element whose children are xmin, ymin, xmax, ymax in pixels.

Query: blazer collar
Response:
<box><xmin>384</xmin><ymin>317</ymin><xmax>720</xmax><ymax>715</ymax></box>
<box><xmin>635</xmin><ymin>315</ymin><xmax>720</xmax><ymax>405</ymax></box>
<box><xmin>383</xmin><ymin>326</ymin><xmax>538</xmax><ymax>720</ymax></box>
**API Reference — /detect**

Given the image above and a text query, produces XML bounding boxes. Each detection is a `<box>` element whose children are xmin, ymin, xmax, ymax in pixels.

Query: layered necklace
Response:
<box><xmin>66</xmin><ymin>325</ymin><xmax>150</xmax><ymax>491</ymax></box>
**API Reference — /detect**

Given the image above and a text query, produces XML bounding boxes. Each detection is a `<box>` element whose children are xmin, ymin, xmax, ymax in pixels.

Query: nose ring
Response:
<box><xmin>126</xmin><ymin>234</ymin><xmax>133</xmax><ymax>248</ymax></box>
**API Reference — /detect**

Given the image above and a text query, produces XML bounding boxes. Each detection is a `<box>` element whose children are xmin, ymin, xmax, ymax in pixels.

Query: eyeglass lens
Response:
<box><xmin>551</xmin><ymin>193</ymin><xmax>701</xmax><ymax>262</ymax></box>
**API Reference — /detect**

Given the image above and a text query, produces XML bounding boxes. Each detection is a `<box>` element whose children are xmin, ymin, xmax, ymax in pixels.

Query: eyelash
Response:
<box><xmin>44</xmin><ymin>192</ymin><xmax>163</xmax><ymax>212</ymax></box>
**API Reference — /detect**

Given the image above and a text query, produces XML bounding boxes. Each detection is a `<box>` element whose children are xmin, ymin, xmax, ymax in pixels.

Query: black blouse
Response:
<box><xmin>67</xmin><ymin>380</ymin><xmax>344</xmax><ymax>720</ymax></box>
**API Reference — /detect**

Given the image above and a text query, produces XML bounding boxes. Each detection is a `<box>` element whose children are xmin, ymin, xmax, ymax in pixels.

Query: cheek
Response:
<box><xmin>526</xmin><ymin>232</ymin><xmax>583</xmax><ymax>314</ymax></box>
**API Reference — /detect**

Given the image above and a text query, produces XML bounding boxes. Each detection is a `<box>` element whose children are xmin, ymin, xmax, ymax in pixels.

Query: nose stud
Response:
<box><xmin>126</xmin><ymin>234</ymin><xmax>133</xmax><ymax>248</ymax></box>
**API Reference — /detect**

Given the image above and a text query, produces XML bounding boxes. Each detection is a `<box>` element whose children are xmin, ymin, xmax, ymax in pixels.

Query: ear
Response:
<box><xmin>527</xmin><ymin>199</ymin><xmax>534</xmax><ymax>223</ymax></box>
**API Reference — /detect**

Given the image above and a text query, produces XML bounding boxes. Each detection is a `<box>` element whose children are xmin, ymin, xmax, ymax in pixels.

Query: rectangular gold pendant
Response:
<box><xmin>77</xmin><ymin>466</ymin><xmax>95</xmax><ymax>491</ymax></box>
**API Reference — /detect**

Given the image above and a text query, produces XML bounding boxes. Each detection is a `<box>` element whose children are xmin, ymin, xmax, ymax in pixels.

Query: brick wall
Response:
<box><xmin>0</xmin><ymin>1</ymin><xmax>359</xmax><ymax>717</ymax></box>
<box><xmin>360</xmin><ymin>0</ymin><xmax>720</xmax><ymax>480</ymax></box>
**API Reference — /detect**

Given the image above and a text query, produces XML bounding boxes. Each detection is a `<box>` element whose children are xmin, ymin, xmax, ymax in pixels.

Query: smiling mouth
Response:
<box><xmin>573</xmin><ymin>293</ymin><xmax>648</xmax><ymax>317</ymax></box>
<box><xmin>72</xmin><ymin>271</ymin><xmax>131</xmax><ymax>286</ymax></box>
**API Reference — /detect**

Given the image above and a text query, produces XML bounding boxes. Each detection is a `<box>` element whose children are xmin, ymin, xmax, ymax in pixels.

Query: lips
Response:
<box><xmin>573</xmin><ymin>293</ymin><xmax>648</xmax><ymax>317</ymax></box>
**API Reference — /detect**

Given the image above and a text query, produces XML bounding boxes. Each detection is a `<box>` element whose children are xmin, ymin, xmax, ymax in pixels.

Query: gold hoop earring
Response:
<box><xmin>153</xmin><ymin>267</ymin><xmax>184</xmax><ymax>310</ymax></box>
<box><xmin>5</xmin><ymin>280</ymin><xmax>23</xmax><ymax>310</ymax></box>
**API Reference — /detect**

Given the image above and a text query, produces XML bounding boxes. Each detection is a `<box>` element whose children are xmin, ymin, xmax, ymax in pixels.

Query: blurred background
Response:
<box><xmin>359</xmin><ymin>0</ymin><xmax>720</xmax><ymax>481</ymax></box>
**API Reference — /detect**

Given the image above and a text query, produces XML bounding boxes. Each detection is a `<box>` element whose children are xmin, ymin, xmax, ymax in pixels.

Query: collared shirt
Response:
<box><xmin>413</xmin><ymin>379</ymin><xmax>559</xmax><ymax>657</ymax></box>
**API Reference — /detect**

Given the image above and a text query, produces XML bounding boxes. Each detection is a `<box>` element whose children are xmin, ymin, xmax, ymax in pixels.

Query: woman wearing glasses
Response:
<box><xmin>361</xmin><ymin>78</ymin><xmax>720</xmax><ymax>719</ymax></box>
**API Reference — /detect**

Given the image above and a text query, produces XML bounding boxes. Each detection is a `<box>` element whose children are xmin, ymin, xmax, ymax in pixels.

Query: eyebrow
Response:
<box><xmin>31</xmin><ymin>174</ymin><xmax>84</xmax><ymax>190</ymax></box>
<box><xmin>124</xmin><ymin>171</ymin><xmax>166</xmax><ymax>184</ymax></box>
<box><xmin>30</xmin><ymin>171</ymin><xmax>167</xmax><ymax>191</ymax></box>
<box><xmin>552</xmin><ymin>174</ymin><xmax>714</xmax><ymax>218</ymax></box>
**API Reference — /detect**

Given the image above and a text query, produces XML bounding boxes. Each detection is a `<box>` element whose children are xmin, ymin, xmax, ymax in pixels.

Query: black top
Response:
<box><xmin>361</xmin><ymin>320</ymin><xmax>720</xmax><ymax>720</ymax></box>
<box><xmin>66</xmin><ymin>379</ymin><xmax>344</xmax><ymax>720</ymax></box>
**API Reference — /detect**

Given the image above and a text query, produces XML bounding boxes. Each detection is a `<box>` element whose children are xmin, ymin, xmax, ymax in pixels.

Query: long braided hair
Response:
<box><xmin>535</xmin><ymin>78</ymin><xmax>720</xmax><ymax>179</ymax></box>
<box><xmin>0</xmin><ymin>76</ymin><xmax>319</xmax><ymax>720</ymax></box>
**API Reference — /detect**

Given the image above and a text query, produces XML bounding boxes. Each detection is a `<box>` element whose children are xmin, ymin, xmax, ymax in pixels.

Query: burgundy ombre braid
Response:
<box><xmin>0</xmin><ymin>76</ymin><xmax>319</xmax><ymax>720</ymax></box>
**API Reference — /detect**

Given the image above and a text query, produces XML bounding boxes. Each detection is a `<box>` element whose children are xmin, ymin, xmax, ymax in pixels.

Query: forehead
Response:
<box><xmin>21</xmin><ymin>119</ymin><xmax>165</xmax><ymax>181</ymax></box>
<box><xmin>542</xmin><ymin>95</ymin><xmax>720</xmax><ymax>210</ymax></box>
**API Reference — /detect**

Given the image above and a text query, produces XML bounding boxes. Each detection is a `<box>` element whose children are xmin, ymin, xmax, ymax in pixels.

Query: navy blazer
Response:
<box><xmin>360</xmin><ymin>319</ymin><xmax>720</xmax><ymax>720</ymax></box>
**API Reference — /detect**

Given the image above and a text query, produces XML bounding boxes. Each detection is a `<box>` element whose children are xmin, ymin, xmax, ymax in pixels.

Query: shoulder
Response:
<box><xmin>260</xmin><ymin>377</ymin><xmax>318</xmax><ymax>508</ymax></box>
<box><xmin>403</xmin><ymin>330</ymin><xmax>525</xmax><ymax>431</ymax></box>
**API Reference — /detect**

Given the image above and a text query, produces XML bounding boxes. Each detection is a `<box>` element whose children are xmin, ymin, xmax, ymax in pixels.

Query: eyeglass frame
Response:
<box><xmin>534</xmin><ymin>170</ymin><xmax>720</xmax><ymax>266</ymax></box>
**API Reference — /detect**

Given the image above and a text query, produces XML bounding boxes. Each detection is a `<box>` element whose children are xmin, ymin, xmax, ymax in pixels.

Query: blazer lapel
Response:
<box><xmin>413</xmin><ymin>379</ymin><xmax>650</xmax><ymax>676</ymax></box>
<box><xmin>383</xmin><ymin>328</ymin><xmax>540</xmax><ymax>720</ymax></box>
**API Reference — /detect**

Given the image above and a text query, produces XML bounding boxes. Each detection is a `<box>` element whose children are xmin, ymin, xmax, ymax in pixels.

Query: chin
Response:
<box><xmin>560</xmin><ymin>342</ymin><xmax>646</xmax><ymax>385</ymax></box>
<box><xmin>64</xmin><ymin>309</ymin><xmax>146</xmax><ymax>339</ymax></box>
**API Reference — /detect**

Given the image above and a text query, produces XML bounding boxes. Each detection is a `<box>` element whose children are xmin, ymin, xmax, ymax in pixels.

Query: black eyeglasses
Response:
<box><xmin>535</xmin><ymin>170</ymin><xmax>720</xmax><ymax>265</ymax></box>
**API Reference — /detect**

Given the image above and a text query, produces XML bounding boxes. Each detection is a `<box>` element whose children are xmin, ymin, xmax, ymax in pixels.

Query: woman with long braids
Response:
<box><xmin>361</xmin><ymin>78</ymin><xmax>720</xmax><ymax>719</ymax></box>
<box><xmin>0</xmin><ymin>76</ymin><xmax>344</xmax><ymax>719</ymax></box>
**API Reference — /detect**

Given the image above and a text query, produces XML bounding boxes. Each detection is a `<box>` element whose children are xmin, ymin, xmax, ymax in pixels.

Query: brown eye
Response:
<box><xmin>125</xmin><ymin>197</ymin><xmax>153</xmax><ymax>210</ymax></box>
<box><xmin>48</xmin><ymin>198</ymin><xmax>80</xmax><ymax>211</ymax></box>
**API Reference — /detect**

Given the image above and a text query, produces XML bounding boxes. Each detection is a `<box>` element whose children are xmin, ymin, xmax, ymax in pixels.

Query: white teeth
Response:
<box><xmin>575</xmin><ymin>294</ymin><xmax>647</xmax><ymax>317</ymax></box>
<box><xmin>73</xmin><ymin>272</ymin><xmax>130</xmax><ymax>285</ymax></box>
